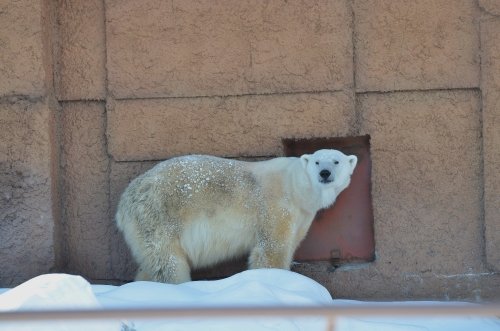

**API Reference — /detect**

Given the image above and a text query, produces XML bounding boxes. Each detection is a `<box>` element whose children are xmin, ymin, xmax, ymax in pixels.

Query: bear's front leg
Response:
<box><xmin>248</xmin><ymin>244</ymin><xmax>295</xmax><ymax>270</ymax></box>
<box><xmin>248</xmin><ymin>219</ymin><xmax>296</xmax><ymax>270</ymax></box>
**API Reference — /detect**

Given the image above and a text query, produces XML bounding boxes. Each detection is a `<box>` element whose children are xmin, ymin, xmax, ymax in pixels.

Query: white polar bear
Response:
<box><xmin>116</xmin><ymin>149</ymin><xmax>357</xmax><ymax>284</ymax></box>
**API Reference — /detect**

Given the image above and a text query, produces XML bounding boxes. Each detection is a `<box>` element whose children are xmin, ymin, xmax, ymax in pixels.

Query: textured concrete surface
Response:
<box><xmin>358</xmin><ymin>90</ymin><xmax>484</xmax><ymax>275</ymax></box>
<box><xmin>294</xmin><ymin>262</ymin><xmax>500</xmax><ymax>301</ymax></box>
<box><xmin>0</xmin><ymin>0</ymin><xmax>46</xmax><ymax>96</ymax></box>
<box><xmin>479</xmin><ymin>0</ymin><xmax>500</xmax><ymax>16</ymax></box>
<box><xmin>57</xmin><ymin>0</ymin><xmax>106</xmax><ymax>100</ymax></box>
<box><xmin>481</xmin><ymin>19</ymin><xmax>500</xmax><ymax>271</ymax></box>
<box><xmin>106</xmin><ymin>0</ymin><xmax>353</xmax><ymax>98</ymax></box>
<box><xmin>107</xmin><ymin>92</ymin><xmax>355</xmax><ymax>161</ymax></box>
<box><xmin>60</xmin><ymin>102</ymin><xmax>110</xmax><ymax>280</ymax></box>
<box><xmin>0</xmin><ymin>99</ymin><xmax>56</xmax><ymax>286</ymax></box>
<box><xmin>354</xmin><ymin>0</ymin><xmax>480</xmax><ymax>92</ymax></box>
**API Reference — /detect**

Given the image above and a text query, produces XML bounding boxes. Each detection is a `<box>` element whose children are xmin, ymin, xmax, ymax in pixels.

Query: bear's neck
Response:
<box><xmin>319</xmin><ymin>186</ymin><xmax>338</xmax><ymax>210</ymax></box>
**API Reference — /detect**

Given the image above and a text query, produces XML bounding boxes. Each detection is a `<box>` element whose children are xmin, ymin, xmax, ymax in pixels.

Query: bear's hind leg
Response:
<box><xmin>139</xmin><ymin>241</ymin><xmax>192</xmax><ymax>284</ymax></box>
<box><xmin>135</xmin><ymin>267</ymin><xmax>153</xmax><ymax>281</ymax></box>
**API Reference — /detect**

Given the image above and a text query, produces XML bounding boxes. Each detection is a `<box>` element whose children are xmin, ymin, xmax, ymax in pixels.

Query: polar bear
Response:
<box><xmin>116</xmin><ymin>149</ymin><xmax>357</xmax><ymax>284</ymax></box>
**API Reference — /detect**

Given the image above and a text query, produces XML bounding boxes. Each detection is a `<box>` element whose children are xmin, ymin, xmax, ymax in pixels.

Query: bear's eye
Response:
<box><xmin>334</xmin><ymin>160</ymin><xmax>339</xmax><ymax>165</ymax></box>
<box><xmin>315</xmin><ymin>161</ymin><xmax>319</xmax><ymax>165</ymax></box>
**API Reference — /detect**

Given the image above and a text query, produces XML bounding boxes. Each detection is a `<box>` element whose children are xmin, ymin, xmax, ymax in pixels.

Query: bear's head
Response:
<box><xmin>300</xmin><ymin>149</ymin><xmax>357</xmax><ymax>208</ymax></box>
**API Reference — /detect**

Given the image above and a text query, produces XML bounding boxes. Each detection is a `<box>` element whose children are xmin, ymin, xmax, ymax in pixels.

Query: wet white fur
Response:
<box><xmin>116</xmin><ymin>150</ymin><xmax>357</xmax><ymax>284</ymax></box>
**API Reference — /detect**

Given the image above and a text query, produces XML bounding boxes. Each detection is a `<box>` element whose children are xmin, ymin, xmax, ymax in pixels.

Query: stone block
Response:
<box><xmin>57</xmin><ymin>0</ymin><xmax>106</xmax><ymax>100</ymax></box>
<box><xmin>60</xmin><ymin>102</ymin><xmax>110</xmax><ymax>279</ymax></box>
<box><xmin>294</xmin><ymin>262</ymin><xmax>500</xmax><ymax>301</ymax></box>
<box><xmin>479</xmin><ymin>0</ymin><xmax>500</xmax><ymax>16</ymax></box>
<box><xmin>354</xmin><ymin>0</ymin><xmax>480</xmax><ymax>91</ymax></box>
<box><xmin>0</xmin><ymin>0</ymin><xmax>46</xmax><ymax>96</ymax></box>
<box><xmin>0</xmin><ymin>99</ymin><xmax>56</xmax><ymax>286</ymax></box>
<box><xmin>481</xmin><ymin>19</ymin><xmax>500</xmax><ymax>271</ymax></box>
<box><xmin>107</xmin><ymin>92</ymin><xmax>355</xmax><ymax>162</ymax></box>
<box><xmin>359</xmin><ymin>90</ymin><xmax>484</xmax><ymax>275</ymax></box>
<box><xmin>106</xmin><ymin>0</ymin><xmax>352</xmax><ymax>98</ymax></box>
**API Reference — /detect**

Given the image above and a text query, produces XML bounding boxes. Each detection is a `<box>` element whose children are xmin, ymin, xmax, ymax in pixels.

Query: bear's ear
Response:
<box><xmin>348</xmin><ymin>155</ymin><xmax>358</xmax><ymax>173</ymax></box>
<box><xmin>300</xmin><ymin>154</ymin><xmax>310</xmax><ymax>168</ymax></box>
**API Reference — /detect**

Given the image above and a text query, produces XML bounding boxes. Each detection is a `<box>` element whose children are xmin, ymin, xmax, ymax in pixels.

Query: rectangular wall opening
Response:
<box><xmin>283</xmin><ymin>135</ymin><xmax>375</xmax><ymax>265</ymax></box>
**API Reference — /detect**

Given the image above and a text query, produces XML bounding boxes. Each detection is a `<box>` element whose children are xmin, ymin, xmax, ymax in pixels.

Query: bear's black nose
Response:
<box><xmin>319</xmin><ymin>169</ymin><xmax>331</xmax><ymax>180</ymax></box>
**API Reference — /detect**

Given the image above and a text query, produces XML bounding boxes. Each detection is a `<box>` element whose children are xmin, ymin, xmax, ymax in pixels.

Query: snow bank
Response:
<box><xmin>1</xmin><ymin>269</ymin><xmax>499</xmax><ymax>331</ymax></box>
<box><xmin>0</xmin><ymin>274</ymin><xmax>122</xmax><ymax>331</ymax></box>
<box><xmin>94</xmin><ymin>269</ymin><xmax>332</xmax><ymax>330</ymax></box>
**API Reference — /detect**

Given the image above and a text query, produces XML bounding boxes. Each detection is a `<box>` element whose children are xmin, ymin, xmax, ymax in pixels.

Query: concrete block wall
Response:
<box><xmin>354</xmin><ymin>0</ymin><xmax>480</xmax><ymax>91</ymax></box>
<box><xmin>1</xmin><ymin>0</ymin><xmax>499</xmax><ymax>300</ymax></box>
<box><xmin>107</xmin><ymin>93</ymin><xmax>355</xmax><ymax>161</ymax></box>
<box><xmin>0</xmin><ymin>0</ymin><xmax>59</xmax><ymax>286</ymax></box>
<box><xmin>106</xmin><ymin>0</ymin><xmax>353</xmax><ymax>98</ymax></box>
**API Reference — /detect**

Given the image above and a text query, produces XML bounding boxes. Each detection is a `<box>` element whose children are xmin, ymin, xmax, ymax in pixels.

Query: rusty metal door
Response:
<box><xmin>283</xmin><ymin>135</ymin><xmax>375</xmax><ymax>264</ymax></box>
